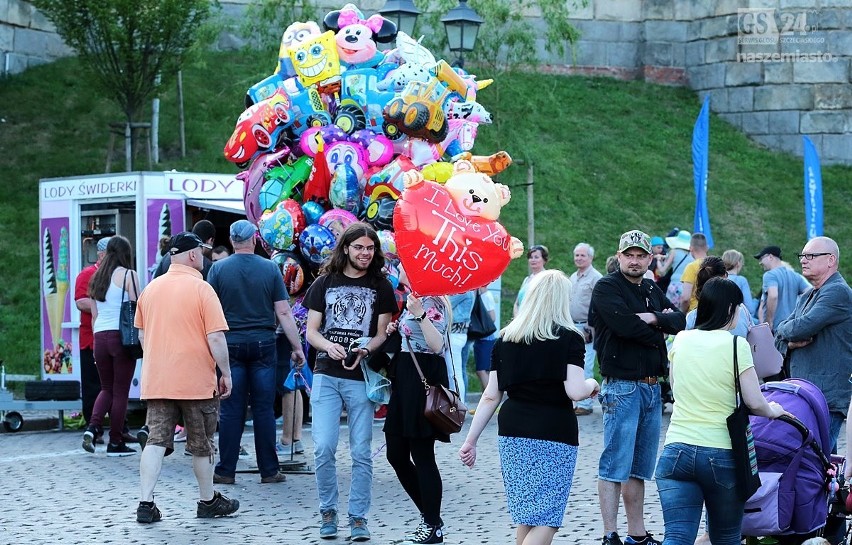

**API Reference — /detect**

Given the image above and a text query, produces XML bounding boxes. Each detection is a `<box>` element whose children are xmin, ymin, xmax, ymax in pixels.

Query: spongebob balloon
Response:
<box><xmin>290</xmin><ymin>31</ymin><xmax>341</xmax><ymax>88</ymax></box>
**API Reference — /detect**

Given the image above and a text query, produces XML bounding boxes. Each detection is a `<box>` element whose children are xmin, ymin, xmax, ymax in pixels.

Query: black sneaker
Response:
<box><xmin>136</xmin><ymin>502</ymin><xmax>162</xmax><ymax>523</ymax></box>
<box><xmin>603</xmin><ymin>532</ymin><xmax>624</xmax><ymax>545</ymax></box>
<box><xmin>106</xmin><ymin>442</ymin><xmax>137</xmax><ymax>457</ymax></box>
<box><xmin>625</xmin><ymin>533</ymin><xmax>661</xmax><ymax>545</ymax></box>
<box><xmin>136</xmin><ymin>425</ymin><xmax>149</xmax><ymax>450</ymax></box>
<box><xmin>196</xmin><ymin>491</ymin><xmax>239</xmax><ymax>518</ymax></box>
<box><xmin>404</xmin><ymin>522</ymin><xmax>443</xmax><ymax>544</ymax></box>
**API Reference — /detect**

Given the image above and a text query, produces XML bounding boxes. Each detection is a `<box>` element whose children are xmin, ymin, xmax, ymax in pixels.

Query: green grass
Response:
<box><xmin>1</xmin><ymin>51</ymin><xmax>850</xmax><ymax>376</ymax></box>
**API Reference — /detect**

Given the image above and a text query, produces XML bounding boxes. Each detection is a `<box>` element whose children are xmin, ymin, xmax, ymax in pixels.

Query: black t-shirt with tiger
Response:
<box><xmin>303</xmin><ymin>272</ymin><xmax>396</xmax><ymax>381</ymax></box>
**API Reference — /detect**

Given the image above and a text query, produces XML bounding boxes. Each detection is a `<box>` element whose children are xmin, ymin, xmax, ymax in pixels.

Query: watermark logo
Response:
<box><xmin>737</xmin><ymin>9</ymin><xmax>819</xmax><ymax>45</ymax></box>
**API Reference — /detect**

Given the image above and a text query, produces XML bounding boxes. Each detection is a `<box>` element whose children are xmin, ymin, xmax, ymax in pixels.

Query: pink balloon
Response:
<box><xmin>318</xmin><ymin>208</ymin><xmax>358</xmax><ymax>240</ymax></box>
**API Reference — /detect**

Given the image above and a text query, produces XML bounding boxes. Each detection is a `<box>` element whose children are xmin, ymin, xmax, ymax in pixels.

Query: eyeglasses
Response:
<box><xmin>797</xmin><ymin>252</ymin><xmax>833</xmax><ymax>261</ymax></box>
<box><xmin>349</xmin><ymin>244</ymin><xmax>375</xmax><ymax>253</ymax></box>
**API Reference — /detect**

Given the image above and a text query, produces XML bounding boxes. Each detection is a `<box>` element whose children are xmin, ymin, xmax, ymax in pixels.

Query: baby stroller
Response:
<box><xmin>741</xmin><ymin>379</ymin><xmax>838</xmax><ymax>542</ymax></box>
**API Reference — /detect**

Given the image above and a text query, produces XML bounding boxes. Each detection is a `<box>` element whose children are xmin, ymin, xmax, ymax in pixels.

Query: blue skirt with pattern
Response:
<box><xmin>498</xmin><ymin>436</ymin><xmax>578</xmax><ymax>527</ymax></box>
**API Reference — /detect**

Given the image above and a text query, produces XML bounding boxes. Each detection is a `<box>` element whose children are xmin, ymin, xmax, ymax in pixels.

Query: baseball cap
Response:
<box><xmin>169</xmin><ymin>232</ymin><xmax>212</xmax><ymax>255</ymax></box>
<box><xmin>618</xmin><ymin>230</ymin><xmax>652</xmax><ymax>254</ymax></box>
<box><xmin>754</xmin><ymin>245</ymin><xmax>781</xmax><ymax>260</ymax></box>
<box><xmin>230</xmin><ymin>219</ymin><xmax>257</xmax><ymax>243</ymax></box>
<box><xmin>650</xmin><ymin>236</ymin><xmax>664</xmax><ymax>247</ymax></box>
<box><xmin>96</xmin><ymin>237</ymin><xmax>112</xmax><ymax>252</ymax></box>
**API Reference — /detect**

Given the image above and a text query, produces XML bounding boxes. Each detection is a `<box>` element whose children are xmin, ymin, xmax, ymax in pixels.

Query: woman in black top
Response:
<box><xmin>459</xmin><ymin>270</ymin><xmax>599</xmax><ymax>545</ymax></box>
<box><xmin>384</xmin><ymin>293</ymin><xmax>451</xmax><ymax>544</ymax></box>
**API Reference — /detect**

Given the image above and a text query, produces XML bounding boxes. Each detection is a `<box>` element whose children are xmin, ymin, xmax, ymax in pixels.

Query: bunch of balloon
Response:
<box><xmin>224</xmin><ymin>2</ymin><xmax>521</xmax><ymax>298</ymax></box>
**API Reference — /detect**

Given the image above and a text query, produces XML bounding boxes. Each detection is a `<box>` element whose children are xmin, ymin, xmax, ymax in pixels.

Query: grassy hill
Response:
<box><xmin>1</xmin><ymin>51</ymin><xmax>849</xmax><ymax>376</ymax></box>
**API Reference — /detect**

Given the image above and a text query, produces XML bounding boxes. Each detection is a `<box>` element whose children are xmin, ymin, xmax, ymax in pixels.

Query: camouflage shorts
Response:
<box><xmin>144</xmin><ymin>398</ymin><xmax>219</xmax><ymax>457</ymax></box>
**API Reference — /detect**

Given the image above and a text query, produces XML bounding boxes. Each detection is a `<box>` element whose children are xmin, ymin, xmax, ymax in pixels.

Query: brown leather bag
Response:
<box><xmin>407</xmin><ymin>338</ymin><xmax>467</xmax><ymax>434</ymax></box>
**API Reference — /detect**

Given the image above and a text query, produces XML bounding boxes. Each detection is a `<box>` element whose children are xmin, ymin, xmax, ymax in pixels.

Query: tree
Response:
<box><xmin>32</xmin><ymin>0</ymin><xmax>213</xmax><ymax>168</ymax></box>
<box><xmin>414</xmin><ymin>0</ymin><xmax>587</xmax><ymax>74</ymax></box>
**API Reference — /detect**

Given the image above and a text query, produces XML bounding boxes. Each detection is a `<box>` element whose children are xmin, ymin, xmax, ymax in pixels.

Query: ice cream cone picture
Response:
<box><xmin>149</xmin><ymin>203</ymin><xmax>172</xmax><ymax>275</ymax></box>
<box><xmin>43</xmin><ymin>227</ymin><xmax>63</xmax><ymax>346</ymax></box>
<box><xmin>43</xmin><ymin>226</ymin><xmax>72</xmax><ymax>374</ymax></box>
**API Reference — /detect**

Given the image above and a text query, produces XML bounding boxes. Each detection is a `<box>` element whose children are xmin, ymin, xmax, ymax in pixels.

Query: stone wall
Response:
<box><xmin>0</xmin><ymin>0</ymin><xmax>70</xmax><ymax>75</ymax></box>
<box><xmin>556</xmin><ymin>0</ymin><xmax>851</xmax><ymax>164</ymax></box>
<box><xmin>3</xmin><ymin>0</ymin><xmax>850</xmax><ymax>163</ymax></box>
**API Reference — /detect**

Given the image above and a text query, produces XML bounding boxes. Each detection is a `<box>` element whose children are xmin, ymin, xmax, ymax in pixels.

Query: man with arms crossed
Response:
<box><xmin>589</xmin><ymin>230</ymin><xmax>685</xmax><ymax>545</ymax></box>
<box><xmin>134</xmin><ymin>232</ymin><xmax>239</xmax><ymax>523</ymax></box>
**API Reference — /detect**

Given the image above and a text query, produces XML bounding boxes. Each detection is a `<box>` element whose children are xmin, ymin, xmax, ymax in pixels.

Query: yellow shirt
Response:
<box><xmin>135</xmin><ymin>264</ymin><xmax>228</xmax><ymax>399</ymax></box>
<box><xmin>665</xmin><ymin>330</ymin><xmax>754</xmax><ymax>449</ymax></box>
<box><xmin>681</xmin><ymin>260</ymin><xmax>701</xmax><ymax>311</ymax></box>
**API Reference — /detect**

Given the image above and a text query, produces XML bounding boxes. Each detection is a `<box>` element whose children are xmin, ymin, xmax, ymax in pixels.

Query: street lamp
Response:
<box><xmin>441</xmin><ymin>0</ymin><xmax>483</xmax><ymax>68</ymax></box>
<box><xmin>378</xmin><ymin>0</ymin><xmax>421</xmax><ymax>39</ymax></box>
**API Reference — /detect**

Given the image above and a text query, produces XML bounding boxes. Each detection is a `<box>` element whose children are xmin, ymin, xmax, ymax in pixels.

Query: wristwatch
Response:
<box><xmin>413</xmin><ymin>312</ymin><xmax>426</xmax><ymax>322</ymax></box>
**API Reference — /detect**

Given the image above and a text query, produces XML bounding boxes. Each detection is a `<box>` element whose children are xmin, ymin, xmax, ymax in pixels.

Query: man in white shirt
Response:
<box><xmin>570</xmin><ymin>242</ymin><xmax>603</xmax><ymax>416</ymax></box>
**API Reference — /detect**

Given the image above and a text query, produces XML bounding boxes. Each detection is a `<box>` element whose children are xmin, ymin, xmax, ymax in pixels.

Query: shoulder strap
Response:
<box><xmin>406</xmin><ymin>337</ymin><xmax>430</xmax><ymax>389</ymax></box>
<box><xmin>673</xmin><ymin>252</ymin><xmax>689</xmax><ymax>273</ymax></box>
<box><xmin>121</xmin><ymin>269</ymin><xmax>129</xmax><ymax>305</ymax></box>
<box><xmin>732</xmin><ymin>335</ymin><xmax>743</xmax><ymax>408</ymax></box>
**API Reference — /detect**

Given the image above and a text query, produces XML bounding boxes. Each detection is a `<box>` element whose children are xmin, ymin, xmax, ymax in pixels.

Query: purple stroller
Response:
<box><xmin>742</xmin><ymin>379</ymin><xmax>835</xmax><ymax>538</ymax></box>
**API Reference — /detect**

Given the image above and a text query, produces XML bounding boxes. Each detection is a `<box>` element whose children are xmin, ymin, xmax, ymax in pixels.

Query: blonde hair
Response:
<box><xmin>501</xmin><ymin>270</ymin><xmax>579</xmax><ymax>344</ymax></box>
<box><xmin>722</xmin><ymin>249</ymin><xmax>743</xmax><ymax>272</ymax></box>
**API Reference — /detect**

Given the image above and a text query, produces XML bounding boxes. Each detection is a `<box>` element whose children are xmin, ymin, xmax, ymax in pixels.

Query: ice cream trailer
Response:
<box><xmin>38</xmin><ymin>171</ymin><xmax>246</xmax><ymax>398</ymax></box>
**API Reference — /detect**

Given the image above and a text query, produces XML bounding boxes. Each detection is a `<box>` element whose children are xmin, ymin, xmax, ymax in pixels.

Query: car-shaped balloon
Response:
<box><xmin>224</xmin><ymin>89</ymin><xmax>292</xmax><ymax>168</ymax></box>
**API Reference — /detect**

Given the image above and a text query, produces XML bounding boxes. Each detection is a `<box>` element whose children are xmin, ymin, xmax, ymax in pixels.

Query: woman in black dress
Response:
<box><xmin>384</xmin><ymin>293</ymin><xmax>451</xmax><ymax>544</ymax></box>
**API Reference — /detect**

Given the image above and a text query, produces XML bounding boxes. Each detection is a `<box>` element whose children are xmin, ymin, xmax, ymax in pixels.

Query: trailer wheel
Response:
<box><xmin>3</xmin><ymin>411</ymin><xmax>23</xmax><ymax>432</ymax></box>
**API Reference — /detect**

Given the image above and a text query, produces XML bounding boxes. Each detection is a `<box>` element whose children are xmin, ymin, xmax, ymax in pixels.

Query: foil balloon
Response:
<box><xmin>258</xmin><ymin>201</ymin><xmax>296</xmax><ymax>250</ymax></box>
<box><xmin>393</xmin><ymin>171</ymin><xmax>522</xmax><ymax>296</ymax></box>
<box><xmin>384</xmin><ymin>261</ymin><xmax>400</xmax><ymax>289</ymax></box>
<box><xmin>329</xmin><ymin>163</ymin><xmax>361</xmax><ymax>212</ymax></box>
<box><xmin>376</xmin><ymin>229</ymin><xmax>397</xmax><ymax>264</ymax></box>
<box><xmin>318</xmin><ymin>208</ymin><xmax>358</xmax><ymax>240</ymax></box>
<box><xmin>363</xmin><ymin>196</ymin><xmax>396</xmax><ymax>232</ymax></box>
<box><xmin>271</xmin><ymin>250</ymin><xmax>307</xmax><ymax>295</ymax></box>
<box><xmin>258</xmin><ymin>155</ymin><xmax>313</xmax><ymax>212</ymax></box>
<box><xmin>302</xmin><ymin>200</ymin><xmax>325</xmax><ymax>225</ymax></box>
<box><xmin>299</xmin><ymin>223</ymin><xmax>337</xmax><ymax>266</ymax></box>
<box><xmin>279</xmin><ymin>199</ymin><xmax>306</xmax><ymax>243</ymax></box>
<box><xmin>240</xmin><ymin>146</ymin><xmax>291</xmax><ymax>224</ymax></box>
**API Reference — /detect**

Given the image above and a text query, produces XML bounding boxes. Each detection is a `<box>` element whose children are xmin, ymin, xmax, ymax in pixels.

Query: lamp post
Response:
<box><xmin>378</xmin><ymin>0</ymin><xmax>421</xmax><ymax>39</ymax></box>
<box><xmin>441</xmin><ymin>0</ymin><xmax>483</xmax><ymax>68</ymax></box>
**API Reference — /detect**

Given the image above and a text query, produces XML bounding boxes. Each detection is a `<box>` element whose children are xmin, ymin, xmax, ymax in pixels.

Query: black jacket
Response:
<box><xmin>589</xmin><ymin>271</ymin><xmax>685</xmax><ymax>380</ymax></box>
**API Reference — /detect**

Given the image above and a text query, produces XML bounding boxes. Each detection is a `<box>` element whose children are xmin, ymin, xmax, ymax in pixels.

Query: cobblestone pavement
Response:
<box><xmin>5</xmin><ymin>402</ymin><xmax>835</xmax><ymax>544</ymax></box>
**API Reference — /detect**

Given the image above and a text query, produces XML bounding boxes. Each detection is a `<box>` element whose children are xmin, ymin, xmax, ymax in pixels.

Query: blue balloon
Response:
<box><xmin>330</xmin><ymin>164</ymin><xmax>361</xmax><ymax>212</ymax></box>
<box><xmin>302</xmin><ymin>200</ymin><xmax>325</xmax><ymax>225</ymax></box>
<box><xmin>299</xmin><ymin>223</ymin><xmax>336</xmax><ymax>266</ymax></box>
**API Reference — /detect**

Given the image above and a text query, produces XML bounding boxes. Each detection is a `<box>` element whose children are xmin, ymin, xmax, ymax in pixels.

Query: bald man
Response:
<box><xmin>775</xmin><ymin>236</ymin><xmax>852</xmax><ymax>452</ymax></box>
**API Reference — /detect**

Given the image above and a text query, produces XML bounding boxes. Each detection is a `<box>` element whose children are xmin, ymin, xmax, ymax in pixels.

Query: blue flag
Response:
<box><xmin>692</xmin><ymin>95</ymin><xmax>713</xmax><ymax>248</ymax></box>
<box><xmin>802</xmin><ymin>136</ymin><xmax>824</xmax><ymax>240</ymax></box>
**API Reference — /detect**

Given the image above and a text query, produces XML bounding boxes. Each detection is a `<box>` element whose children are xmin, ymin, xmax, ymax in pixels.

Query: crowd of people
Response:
<box><xmin>71</xmin><ymin>217</ymin><xmax>850</xmax><ymax>545</ymax></box>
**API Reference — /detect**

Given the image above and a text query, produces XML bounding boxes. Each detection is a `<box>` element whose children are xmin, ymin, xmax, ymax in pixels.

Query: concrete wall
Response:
<box><xmin>3</xmin><ymin>0</ymin><xmax>850</xmax><ymax>163</ymax></box>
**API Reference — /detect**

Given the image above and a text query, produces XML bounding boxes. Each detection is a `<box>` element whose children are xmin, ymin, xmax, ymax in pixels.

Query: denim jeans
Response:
<box><xmin>829</xmin><ymin>411</ymin><xmax>846</xmax><ymax>454</ymax></box>
<box><xmin>655</xmin><ymin>443</ymin><xmax>744</xmax><ymax>545</ymax></box>
<box><xmin>216</xmin><ymin>338</ymin><xmax>279</xmax><ymax>478</ymax></box>
<box><xmin>598</xmin><ymin>379</ymin><xmax>661</xmax><ymax>481</ymax></box>
<box><xmin>311</xmin><ymin>373</ymin><xmax>376</xmax><ymax>518</ymax></box>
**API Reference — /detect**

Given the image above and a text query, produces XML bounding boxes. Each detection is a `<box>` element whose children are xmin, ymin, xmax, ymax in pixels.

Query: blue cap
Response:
<box><xmin>230</xmin><ymin>219</ymin><xmax>257</xmax><ymax>243</ymax></box>
<box><xmin>650</xmin><ymin>237</ymin><xmax>664</xmax><ymax>247</ymax></box>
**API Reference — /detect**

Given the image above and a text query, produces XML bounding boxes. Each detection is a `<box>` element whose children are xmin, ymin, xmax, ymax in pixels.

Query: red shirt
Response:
<box><xmin>74</xmin><ymin>264</ymin><xmax>98</xmax><ymax>350</ymax></box>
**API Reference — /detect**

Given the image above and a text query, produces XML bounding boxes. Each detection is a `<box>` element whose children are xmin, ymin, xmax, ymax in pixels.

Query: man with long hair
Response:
<box><xmin>303</xmin><ymin>222</ymin><xmax>397</xmax><ymax>541</ymax></box>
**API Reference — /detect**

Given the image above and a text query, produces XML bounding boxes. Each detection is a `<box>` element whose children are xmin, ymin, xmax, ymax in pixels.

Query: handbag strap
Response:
<box><xmin>732</xmin><ymin>334</ymin><xmax>743</xmax><ymax>408</ymax></box>
<box><xmin>406</xmin><ymin>336</ymin><xmax>430</xmax><ymax>390</ymax></box>
<box><xmin>120</xmin><ymin>268</ymin><xmax>139</xmax><ymax>304</ymax></box>
<box><xmin>404</xmin><ymin>335</ymin><xmax>462</xmax><ymax>394</ymax></box>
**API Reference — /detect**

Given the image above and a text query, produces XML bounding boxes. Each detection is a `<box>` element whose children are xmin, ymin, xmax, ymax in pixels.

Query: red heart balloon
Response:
<box><xmin>393</xmin><ymin>180</ymin><xmax>513</xmax><ymax>296</ymax></box>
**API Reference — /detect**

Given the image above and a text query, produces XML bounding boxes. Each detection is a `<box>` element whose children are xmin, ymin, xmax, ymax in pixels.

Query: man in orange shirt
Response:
<box><xmin>133</xmin><ymin>232</ymin><xmax>239</xmax><ymax>523</ymax></box>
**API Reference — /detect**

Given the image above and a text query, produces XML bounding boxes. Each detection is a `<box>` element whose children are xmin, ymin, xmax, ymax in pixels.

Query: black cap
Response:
<box><xmin>169</xmin><ymin>232</ymin><xmax>212</xmax><ymax>255</ymax></box>
<box><xmin>753</xmin><ymin>245</ymin><xmax>782</xmax><ymax>260</ymax></box>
